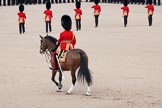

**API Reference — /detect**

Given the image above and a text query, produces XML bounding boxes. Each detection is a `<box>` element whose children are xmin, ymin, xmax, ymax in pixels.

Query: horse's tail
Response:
<box><xmin>77</xmin><ymin>51</ymin><xmax>92</xmax><ymax>86</ymax></box>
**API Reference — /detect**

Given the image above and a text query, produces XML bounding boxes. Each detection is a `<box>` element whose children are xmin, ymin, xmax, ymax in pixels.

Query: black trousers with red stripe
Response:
<box><xmin>76</xmin><ymin>19</ymin><xmax>81</xmax><ymax>31</ymax></box>
<box><xmin>45</xmin><ymin>21</ymin><xmax>52</xmax><ymax>33</ymax></box>
<box><xmin>148</xmin><ymin>15</ymin><xmax>152</xmax><ymax>26</ymax></box>
<box><xmin>19</xmin><ymin>23</ymin><xmax>25</xmax><ymax>34</ymax></box>
<box><xmin>123</xmin><ymin>16</ymin><xmax>128</xmax><ymax>27</ymax></box>
<box><xmin>94</xmin><ymin>15</ymin><xmax>99</xmax><ymax>27</ymax></box>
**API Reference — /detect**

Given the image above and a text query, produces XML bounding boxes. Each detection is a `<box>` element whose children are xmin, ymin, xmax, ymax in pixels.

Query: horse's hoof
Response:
<box><xmin>66</xmin><ymin>92</ymin><xmax>72</xmax><ymax>95</ymax></box>
<box><xmin>86</xmin><ymin>93</ymin><xmax>91</xmax><ymax>96</ymax></box>
<box><xmin>57</xmin><ymin>90</ymin><xmax>61</xmax><ymax>92</ymax></box>
<box><xmin>56</xmin><ymin>88</ymin><xmax>61</xmax><ymax>92</ymax></box>
<box><xmin>58</xmin><ymin>84</ymin><xmax>63</xmax><ymax>90</ymax></box>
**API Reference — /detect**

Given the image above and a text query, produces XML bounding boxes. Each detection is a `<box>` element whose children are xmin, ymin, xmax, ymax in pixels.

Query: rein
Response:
<box><xmin>44</xmin><ymin>50</ymin><xmax>51</xmax><ymax>63</ymax></box>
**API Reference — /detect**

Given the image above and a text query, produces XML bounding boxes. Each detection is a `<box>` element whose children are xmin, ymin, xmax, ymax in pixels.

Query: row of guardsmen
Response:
<box><xmin>0</xmin><ymin>0</ymin><xmax>81</xmax><ymax>6</ymax></box>
<box><xmin>100</xmin><ymin>0</ymin><xmax>161</xmax><ymax>5</ymax></box>
<box><xmin>0</xmin><ymin>0</ymin><xmax>161</xmax><ymax>6</ymax></box>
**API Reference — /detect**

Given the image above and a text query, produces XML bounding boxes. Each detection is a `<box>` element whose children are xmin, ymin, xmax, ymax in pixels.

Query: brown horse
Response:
<box><xmin>39</xmin><ymin>35</ymin><xmax>92</xmax><ymax>96</ymax></box>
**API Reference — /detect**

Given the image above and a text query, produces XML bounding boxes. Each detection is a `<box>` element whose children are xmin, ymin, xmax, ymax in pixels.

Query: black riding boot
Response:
<box><xmin>50</xmin><ymin>53</ymin><xmax>58</xmax><ymax>71</ymax></box>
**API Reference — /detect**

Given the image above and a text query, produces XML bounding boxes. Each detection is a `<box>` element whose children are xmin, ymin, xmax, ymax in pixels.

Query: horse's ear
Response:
<box><xmin>39</xmin><ymin>35</ymin><xmax>43</xmax><ymax>39</ymax></box>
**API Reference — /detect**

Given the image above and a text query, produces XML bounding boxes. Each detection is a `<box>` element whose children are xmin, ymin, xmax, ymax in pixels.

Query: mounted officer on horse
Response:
<box><xmin>39</xmin><ymin>15</ymin><xmax>92</xmax><ymax>95</ymax></box>
<box><xmin>51</xmin><ymin>15</ymin><xmax>76</xmax><ymax>71</ymax></box>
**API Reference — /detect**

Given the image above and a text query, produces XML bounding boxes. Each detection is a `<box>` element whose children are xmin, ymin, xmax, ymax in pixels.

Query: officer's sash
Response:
<box><xmin>148</xmin><ymin>10</ymin><xmax>153</xmax><ymax>15</ymax></box>
<box><xmin>124</xmin><ymin>11</ymin><xmax>128</xmax><ymax>16</ymax></box>
<box><xmin>94</xmin><ymin>10</ymin><xmax>99</xmax><ymax>15</ymax></box>
<box><xmin>45</xmin><ymin>15</ymin><xmax>50</xmax><ymax>21</ymax></box>
<box><xmin>75</xmin><ymin>14</ymin><xmax>80</xmax><ymax>20</ymax></box>
<box><xmin>19</xmin><ymin>17</ymin><xmax>24</xmax><ymax>23</ymax></box>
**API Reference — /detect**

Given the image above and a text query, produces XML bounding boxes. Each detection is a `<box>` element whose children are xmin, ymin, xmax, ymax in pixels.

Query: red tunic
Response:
<box><xmin>57</xmin><ymin>30</ymin><xmax>76</xmax><ymax>50</ymax></box>
<box><xmin>17</xmin><ymin>12</ymin><xmax>26</xmax><ymax>23</ymax></box>
<box><xmin>44</xmin><ymin>9</ymin><xmax>53</xmax><ymax>21</ymax></box>
<box><xmin>74</xmin><ymin>8</ymin><xmax>82</xmax><ymax>19</ymax></box>
<box><xmin>145</xmin><ymin>4</ymin><xmax>154</xmax><ymax>15</ymax></box>
<box><xmin>121</xmin><ymin>6</ymin><xmax>129</xmax><ymax>16</ymax></box>
<box><xmin>91</xmin><ymin>5</ymin><xmax>101</xmax><ymax>15</ymax></box>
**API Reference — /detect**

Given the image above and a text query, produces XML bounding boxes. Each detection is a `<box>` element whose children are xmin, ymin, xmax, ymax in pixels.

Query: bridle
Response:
<box><xmin>40</xmin><ymin>37</ymin><xmax>51</xmax><ymax>63</ymax></box>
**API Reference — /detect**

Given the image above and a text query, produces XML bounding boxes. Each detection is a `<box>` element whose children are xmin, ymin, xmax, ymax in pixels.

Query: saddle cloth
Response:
<box><xmin>56</xmin><ymin>43</ymin><xmax>73</xmax><ymax>62</ymax></box>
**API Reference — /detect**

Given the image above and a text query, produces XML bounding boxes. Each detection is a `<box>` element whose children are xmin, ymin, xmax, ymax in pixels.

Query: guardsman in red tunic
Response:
<box><xmin>91</xmin><ymin>0</ymin><xmax>101</xmax><ymax>27</ymax></box>
<box><xmin>44</xmin><ymin>2</ymin><xmax>53</xmax><ymax>33</ymax></box>
<box><xmin>121</xmin><ymin>0</ymin><xmax>129</xmax><ymax>27</ymax></box>
<box><xmin>145</xmin><ymin>0</ymin><xmax>154</xmax><ymax>26</ymax></box>
<box><xmin>51</xmin><ymin>15</ymin><xmax>76</xmax><ymax>70</ymax></box>
<box><xmin>17</xmin><ymin>4</ymin><xmax>26</xmax><ymax>34</ymax></box>
<box><xmin>74</xmin><ymin>1</ymin><xmax>82</xmax><ymax>31</ymax></box>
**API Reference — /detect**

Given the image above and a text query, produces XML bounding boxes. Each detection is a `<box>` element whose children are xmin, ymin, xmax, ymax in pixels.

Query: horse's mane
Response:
<box><xmin>45</xmin><ymin>35</ymin><xmax>57</xmax><ymax>44</ymax></box>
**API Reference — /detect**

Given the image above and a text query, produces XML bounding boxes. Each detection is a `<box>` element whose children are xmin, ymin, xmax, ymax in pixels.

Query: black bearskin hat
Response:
<box><xmin>94</xmin><ymin>0</ymin><xmax>99</xmax><ymax>5</ymax></box>
<box><xmin>123</xmin><ymin>0</ymin><xmax>128</xmax><ymax>6</ymax></box>
<box><xmin>46</xmin><ymin>1</ymin><xmax>51</xmax><ymax>10</ymax></box>
<box><xmin>61</xmin><ymin>15</ymin><xmax>72</xmax><ymax>31</ymax></box>
<box><xmin>76</xmin><ymin>1</ymin><xmax>81</xmax><ymax>9</ymax></box>
<box><xmin>19</xmin><ymin>4</ymin><xmax>24</xmax><ymax>12</ymax></box>
<box><xmin>148</xmin><ymin>0</ymin><xmax>152</xmax><ymax>4</ymax></box>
